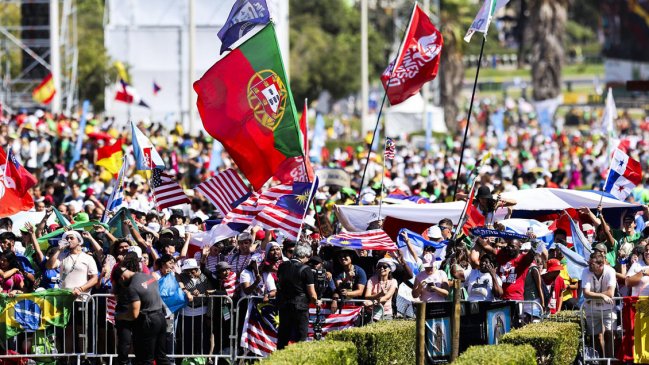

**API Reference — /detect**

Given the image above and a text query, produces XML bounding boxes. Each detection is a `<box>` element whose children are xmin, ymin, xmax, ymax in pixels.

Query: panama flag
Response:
<box><xmin>131</xmin><ymin>121</ymin><xmax>165</xmax><ymax>171</ymax></box>
<box><xmin>604</xmin><ymin>148</ymin><xmax>643</xmax><ymax>201</ymax></box>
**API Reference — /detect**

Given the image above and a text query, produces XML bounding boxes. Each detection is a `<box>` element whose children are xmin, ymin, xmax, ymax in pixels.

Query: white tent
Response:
<box><xmin>336</xmin><ymin>188</ymin><xmax>640</xmax><ymax>231</ymax></box>
<box><xmin>384</xmin><ymin>93</ymin><xmax>447</xmax><ymax>136</ymax></box>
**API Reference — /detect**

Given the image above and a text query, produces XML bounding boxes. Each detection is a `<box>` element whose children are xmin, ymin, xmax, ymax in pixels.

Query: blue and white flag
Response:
<box><xmin>102</xmin><ymin>158</ymin><xmax>129</xmax><ymax>223</ymax></box>
<box><xmin>464</xmin><ymin>0</ymin><xmax>510</xmax><ymax>42</ymax></box>
<box><xmin>556</xmin><ymin>242</ymin><xmax>588</xmax><ymax>280</ymax></box>
<box><xmin>566</xmin><ymin>213</ymin><xmax>592</xmax><ymax>259</ymax></box>
<box><xmin>217</xmin><ymin>0</ymin><xmax>270</xmax><ymax>54</ymax></box>
<box><xmin>396</xmin><ymin>228</ymin><xmax>447</xmax><ymax>275</ymax></box>
<box><xmin>131</xmin><ymin>121</ymin><xmax>165</xmax><ymax>170</ymax></box>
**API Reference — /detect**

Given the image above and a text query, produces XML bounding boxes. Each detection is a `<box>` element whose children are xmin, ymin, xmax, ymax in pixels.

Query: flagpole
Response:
<box><xmin>453</xmin><ymin>36</ymin><xmax>486</xmax><ymax>200</ymax></box>
<box><xmin>357</xmin><ymin>2</ymin><xmax>418</xmax><ymax>202</ymax></box>
<box><xmin>377</xmin><ymin>139</ymin><xmax>388</xmax><ymax>218</ymax></box>
<box><xmin>451</xmin><ymin>179</ymin><xmax>478</xmax><ymax>241</ymax></box>
<box><xmin>300</xmin><ymin>98</ymin><xmax>311</xmax><ymax>183</ymax></box>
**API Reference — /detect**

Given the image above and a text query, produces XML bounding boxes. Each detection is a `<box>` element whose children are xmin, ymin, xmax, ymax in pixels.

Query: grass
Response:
<box><xmin>466</xmin><ymin>63</ymin><xmax>604</xmax><ymax>82</ymax></box>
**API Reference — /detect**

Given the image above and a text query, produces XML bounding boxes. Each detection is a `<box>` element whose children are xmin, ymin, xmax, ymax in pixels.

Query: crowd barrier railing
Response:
<box><xmin>86</xmin><ymin>293</ymin><xmax>235</xmax><ymax>363</ymax></box>
<box><xmin>579</xmin><ymin>297</ymin><xmax>625</xmax><ymax>364</ymax></box>
<box><xmin>0</xmin><ymin>292</ymin><xmax>90</xmax><ymax>363</ymax></box>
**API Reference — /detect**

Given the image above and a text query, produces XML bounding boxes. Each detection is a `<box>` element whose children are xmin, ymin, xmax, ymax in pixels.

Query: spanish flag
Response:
<box><xmin>620</xmin><ymin>297</ymin><xmax>649</xmax><ymax>363</ymax></box>
<box><xmin>32</xmin><ymin>73</ymin><xmax>56</xmax><ymax>104</ymax></box>
<box><xmin>96</xmin><ymin>139</ymin><xmax>124</xmax><ymax>175</ymax></box>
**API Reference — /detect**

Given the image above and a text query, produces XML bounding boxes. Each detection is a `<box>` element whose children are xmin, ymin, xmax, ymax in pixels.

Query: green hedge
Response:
<box><xmin>546</xmin><ymin>310</ymin><xmax>581</xmax><ymax>325</ymax></box>
<box><xmin>454</xmin><ymin>344</ymin><xmax>537</xmax><ymax>365</ymax></box>
<box><xmin>502</xmin><ymin>321</ymin><xmax>580</xmax><ymax>365</ymax></box>
<box><xmin>326</xmin><ymin>320</ymin><xmax>415</xmax><ymax>365</ymax></box>
<box><xmin>262</xmin><ymin>340</ymin><xmax>357</xmax><ymax>365</ymax></box>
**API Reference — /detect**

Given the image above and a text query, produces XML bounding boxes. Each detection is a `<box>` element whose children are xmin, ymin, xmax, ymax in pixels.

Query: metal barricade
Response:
<box><xmin>514</xmin><ymin>300</ymin><xmax>546</xmax><ymax>325</ymax></box>
<box><xmin>0</xmin><ymin>292</ymin><xmax>90</xmax><ymax>364</ymax></box>
<box><xmin>87</xmin><ymin>293</ymin><xmax>235</xmax><ymax>363</ymax></box>
<box><xmin>580</xmin><ymin>297</ymin><xmax>624</xmax><ymax>364</ymax></box>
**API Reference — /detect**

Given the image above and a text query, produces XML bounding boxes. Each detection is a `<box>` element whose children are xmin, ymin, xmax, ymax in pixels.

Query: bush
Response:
<box><xmin>262</xmin><ymin>340</ymin><xmax>357</xmax><ymax>365</ymax></box>
<box><xmin>454</xmin><ymin>344</ymin><xmax>537</xmax><ymax>365</ymax></box>
<box><xmin>546</xmin><ymin>310</ymin><xmax>581</xmax><ymax>325</ymax></box>
<box><xmin>326</xmin><ymin>320</ymin><xmax>415</xmax><ymax>365</ymax></box>
<box><xmin>502</xmin><ymin>321</ymin><xmax>580</xmax><ymax>365</ymax></box>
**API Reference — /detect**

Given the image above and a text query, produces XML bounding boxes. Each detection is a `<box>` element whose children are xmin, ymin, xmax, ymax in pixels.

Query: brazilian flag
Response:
<box><xmin>0</xmin><ymin>290</ymin><xmax>74</xmax><ymax>340</ymax></box>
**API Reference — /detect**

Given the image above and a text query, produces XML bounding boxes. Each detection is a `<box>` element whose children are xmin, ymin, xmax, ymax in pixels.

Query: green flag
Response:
<box><xmin>0</xmin><ymin>290</ymin><xmax>74</xmax><ymax>341</ymax></box>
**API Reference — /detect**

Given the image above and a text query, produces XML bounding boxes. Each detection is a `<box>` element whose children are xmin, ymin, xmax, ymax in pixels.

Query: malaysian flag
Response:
<box><xmin>223</xmin><ymin>184</ymin><xmax>293</xmax><ymax>227</ymax></box>
<box><xmin>322</xmin><ymin>229</ymin><xmax>397</xmax><ymax>251</ymax></box>
<box><xmin>252</xmin><ymin>179</ymin><xmax>318</xmax><ymax>240</ymax></box>
<box><xmin>240</xmin><ymin>298</ymin><xmax>278</xmax><ymax>357</ymax></box>
<box><xmin>102</xmin><ymin>157</ymin><xmax>129</xmax><ymax>223</ymax></box>
<box><xmin>384</xmin><ymin>137</ymin><xmax>396</xmax><ymax>160</ymax></box>
<box><xmin>196</xmin><ymin>169</ymin><xmax>251</xmax><ymax>215</ymax></box>
<box><xmin>151</xmin><ymin>168</ymin><xmax>190</xmax><ymax>210</ymax></box>
<box><xmin>308</xmin><ymin>303</ymin><xmax>363</xmax><ymax>338</ymax></box>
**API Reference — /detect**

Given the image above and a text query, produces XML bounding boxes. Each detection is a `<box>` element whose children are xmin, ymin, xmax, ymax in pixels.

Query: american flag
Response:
<box><xmin>252</xmin><ymin>180</ymin><xmax>318</xmax><ymax>240</ymax></box>
<box><xmin>308</xmin><ymin>303</ymin><xmax>363</xmax><ymax>337</ymax></box>
<box><xmin>223</xmin><ymin>184</ymin><xmax>293</xmax><ymax>226</ymax></box>
<box><xmin>223</xmin><ymin>270</ymin><xmax>237</xmax><ymax>297</ymax></box>
<box><xmin>106</xmin><ymin>296</ymin><xmax>117</xmax><ymax>325</ymax></box>
<box><xmin>151</xmin><ymin>168</ymin><xmax>190</xmax><ymax>210</ymax></box>
<box><xmin>321</xmin><ymin>229</ymin><xmax>398</xmax><ymax>251</ymax></box>
<box><xmin>384</xmin><ymin>137</ymin><xmax>396</xmax><ymax>160</ymax></box>
<box><xmin>240</xmin><ymin>298</ymin><xmax>278</xmax><ymax>357</ymax></box>
<box><xmin>196</xmin><ymin>169</ymin><xmax>251</xmax><ymax>215</ymax></box>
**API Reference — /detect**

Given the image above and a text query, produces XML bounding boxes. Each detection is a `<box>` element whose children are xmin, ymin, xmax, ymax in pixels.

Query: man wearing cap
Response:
<box><xmin>472</xmin><ymin>186</ymin><xmax>517</xmax><ymax>224</ymax></box>
<box><xmin>581</xmin><ymin>252</ymin><xmax>617</xmax><ymax>359</ymax></box>
<box><xmin>591</xmin><ymin>213</ymin><xmax>619</xmax><ymax>267</ymax></box>
<box><xmin>542</xmin><ymin>259</ymin><xmax>566</xmax><ymax>314</ymax></box>
<box><xmin>227</xmin><ymin>232</ymin><xmax>255</xmax><ymax>279</ymax></box>
<box><xmin>51</xmin><ymin>230</ymin><xmax>99</xmax><ymax>296</ymax></box>
<box><xmin>413</xmin><ymin>254</ymin><xmax>449</xmax><ymax>302</ymax></box>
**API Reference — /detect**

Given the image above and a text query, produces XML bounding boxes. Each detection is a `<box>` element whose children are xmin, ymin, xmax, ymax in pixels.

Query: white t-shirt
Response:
<box><xmin>626</xmin><ymin>260</ymin><xmax>649</xmax><ymax>296</ymax></box>
<box><xmin>465</xmin><ymin>269</ymin><xmax>502</xmax><ymax>301</ymax></box>
<box><xmin>415</xmin><ymin>270</ymin><xmax>448</xmax><ymax>302</ymax></box>
<box><xmin>581</xmin><ymin>265</ymin><xmax>616</xmax><ymax>311</ymax></box>
<box><xmin>239</xmin><ymin>270</ymin><xmax>276</xmax><ymax>297</ymax></box>
<box><xmin>60</xmin><ymin>252</ymin><xmax>99</xmax><ymax>293</ymax></box>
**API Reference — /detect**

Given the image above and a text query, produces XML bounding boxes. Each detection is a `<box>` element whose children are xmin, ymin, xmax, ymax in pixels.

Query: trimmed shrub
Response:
<box><xmin>454</xmin><ymin>344</ymin><xmax>537</xmax><ymax>365</ymax></box>
<box><xmin>326</xmin><ymin>320</ymin><xmax>415</xmax><ymax>365</ymax></box>
<box><xmin>546</xmin><ymin>310</ymin><xmax>581</xmax><ymax>325</ymax></box>
<box><xmin>502</xmin><ymin>321</ymin><xmax>580</xmax><ymax>365</ymax></box>
<box><xmin>262</xmin><ymin>340</ymin><xmax>357</xmax><ymax>365</ymax></box>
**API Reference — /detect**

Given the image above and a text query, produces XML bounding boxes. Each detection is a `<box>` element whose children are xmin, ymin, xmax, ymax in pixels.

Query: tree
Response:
<box><xmin>76</xmin><ymin>0</ymin><xmax>115</xmax><ymax>112</ymax></box>
<box><xmin>527</xmin><ymin>0</ymin><xmax>568</xmax><ymax>101</ymax></box>
<box><xmin>289</xmin><ymin>0</ymin><xmax>388</xmax><ymax>104</ymax></box>
<box><xmin>438</xmin><ymin>0</ymin><xmax>474</xmax><ymax>127</ymax></box>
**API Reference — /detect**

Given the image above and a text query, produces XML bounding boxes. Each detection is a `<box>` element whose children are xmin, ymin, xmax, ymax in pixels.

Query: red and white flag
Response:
<box><xmin>151</xmin><ymin>168</ymin><xmax>190</xmax><ymax>210</ymax></box>
<box><xmin>321</xmin><ymin>230</ymin><xmax>398</xmax><ymax>251</ymax></box>
<box><xmin>106</xmin><ymin>296</ymin><xmax>117</xmax><ymax>325</ymax></box>
<box><xmin>195</xmin><ymin>169</ymin><xmax>251</xmax><ymax>215</ymax></box>
<box><xmin>604</xmin><ymin>148</ymin><xmax>643</xmax><ymax>201</ymax></box>
<box><xmin>224</xmin><ymin>184</ymin><xmax>293</xmax><ymax>225</ymax></box>
<box><xmin>381</xmin><ymin>4</ymin><xmax>443</xmax><ymax>106</ymax></box>
<box><xmin>308</xmin><ymin>304</ymin><xmax>363</xmax><ymax>337</ymax></box>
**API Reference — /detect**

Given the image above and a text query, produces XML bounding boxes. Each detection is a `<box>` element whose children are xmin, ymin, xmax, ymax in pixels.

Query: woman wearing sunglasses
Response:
<box><xmin>363</xmin><ymin>258</ymin><xmax>399</xmax><ymax>321</ymax></box>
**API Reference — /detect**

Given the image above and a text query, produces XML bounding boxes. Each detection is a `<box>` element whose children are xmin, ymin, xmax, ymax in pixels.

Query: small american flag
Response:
<box><xmin>322</xmin><ymin>229</ymin><xmax>398</xmax><ymax>251</ymax></box>
<box><xmin>151</xmin><ymin>168</ymin><xmax>190</xmax><ymax>210</ymax></box>
<box><xmin>223</xmin><ymin>270</ymin><xmax>237</xmax><ymax>297</ymax></box>
<box><xmin>196</xmin><ymin>169</ymin><xmax>251</xmax><ymax>215</ymax></box>
<box><xmin>384</xmin><ymin>137</ymin><xmax>396</xmax><ymax>160</ymax></box>
<box><xmin>106</xmin><ymin>296</ymin><xmax>117</xmax><ymax>325</ymax></box>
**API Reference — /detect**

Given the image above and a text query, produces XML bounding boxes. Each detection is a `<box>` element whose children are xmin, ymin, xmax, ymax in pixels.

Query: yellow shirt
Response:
<box><xmin>560</xmin><ymin>267</ymin><xmax>576</xmax><ymax>301</ymax></box>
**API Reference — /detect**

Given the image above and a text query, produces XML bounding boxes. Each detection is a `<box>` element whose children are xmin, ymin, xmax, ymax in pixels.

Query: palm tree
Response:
<box><xmin>527</xmin><ymin>0</ymin><xmax>568</xmax><ymax>101</ymax></box>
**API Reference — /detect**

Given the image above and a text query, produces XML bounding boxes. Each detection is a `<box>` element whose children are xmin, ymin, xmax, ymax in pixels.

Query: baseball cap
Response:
<box><xmin>181</xmin><ymin>258</ymin><xmax>199</xmax><ymax>271</ymax></box>
<box><xmin>128</xmin><ymin>246</ymin><xmax>143</xmax><ymax>260</ymax></box>
<box><xmin>427</xmin><ymin>226</ymin><xmax>443</xmax><ymax>240</ymax></box>
<box><xmin>216</xmin><ymin>261</ymin><xmax>231</xmax><ymax>271</ymax></box>
<box><xmin>593</xmin><ymin>243</ymin><xmax>608</xmax><ymax>253</ymax></box>
<box><xmin>238</xmin><ymin>232</ymin><xmax>253</xmax><ymax>241</ymax></box>
<box><xmin>545</xmin><ymin>258</ymin><xmax>562</xmax><ymax>273</ymax></box>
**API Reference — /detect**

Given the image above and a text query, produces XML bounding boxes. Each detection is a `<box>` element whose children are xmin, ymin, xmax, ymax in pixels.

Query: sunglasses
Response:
<box><xmin>377</xmin><ymin>265</ymin><xmax>390</xmax><ymax>270</ymax></box>
<box><xmin>440</xmin><ymin>226</ymin><xmax>451</xmax><ymax>231</ymax></box>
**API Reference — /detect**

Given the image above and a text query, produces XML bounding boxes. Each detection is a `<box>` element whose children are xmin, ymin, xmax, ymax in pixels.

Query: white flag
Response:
<box><xmin>601</xmin><ymin>87</ymin><xmax>617</xmax><ymax>138</ymax></box>
<box><xmin>464</xmin><ymin>0</ymin><xmax>510</xmax><ymax>43</ymax></box>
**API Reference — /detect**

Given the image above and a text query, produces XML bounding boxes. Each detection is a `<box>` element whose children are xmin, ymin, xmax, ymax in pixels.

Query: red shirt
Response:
<box><xmin>545</xmin><ymin>275</ymin><xmax>567</xmax><ymax>314</ymax></box>
<box><xmin>496</xmin><ymin>251</ymin><xmax>531</xmax><ymax>301</ymax></box>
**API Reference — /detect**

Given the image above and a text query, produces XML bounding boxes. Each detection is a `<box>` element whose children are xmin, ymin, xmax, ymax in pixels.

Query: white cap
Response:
<box><xmin>128</xmin><ymin>246</ymin><xmax>143</xmax><ymax>259</ymax></box>
<box><xmin>427</xmin><ymin>226</ymin><xmax>443</xmax><ymax>240</ymax></box>
<box><xmin>181</xmin><ymin>258</ymin><xmax>199</xmax><ymax>271</ymax></box>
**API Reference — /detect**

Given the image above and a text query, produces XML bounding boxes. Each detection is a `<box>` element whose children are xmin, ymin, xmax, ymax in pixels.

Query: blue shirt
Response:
<box><xmin>334</xmin><ymin>265</ymin><xmax>368</xmax><ymax>291</ymax></box>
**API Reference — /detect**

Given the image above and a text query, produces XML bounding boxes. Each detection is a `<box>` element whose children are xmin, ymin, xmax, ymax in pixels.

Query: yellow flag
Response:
<box><xmin>114</xmin><ymin>61</ymin><xmax>129</xmax><ymax>82</ymax></box>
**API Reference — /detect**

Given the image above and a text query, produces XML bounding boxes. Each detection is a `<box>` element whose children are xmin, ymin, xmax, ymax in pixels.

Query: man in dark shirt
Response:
<box><xmin>276</xmin><ymin>243</ymin><xmax>320</xmax><ymax>349</ymax></box>
<box><xmin>115</xmin><ymin>252</ymin><xmax>170</xmax><ymax>365</ymax></box>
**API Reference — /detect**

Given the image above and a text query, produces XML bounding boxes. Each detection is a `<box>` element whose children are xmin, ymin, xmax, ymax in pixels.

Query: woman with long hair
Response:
<box><xmin>363</xmin><ymin>258</ymin><xmax>398</xmax><ymax>321</ymax></box>
<box><xmin>0</xmin><ymin>251</ymin><xmax>25</xmax><ymax>295</ymax></box>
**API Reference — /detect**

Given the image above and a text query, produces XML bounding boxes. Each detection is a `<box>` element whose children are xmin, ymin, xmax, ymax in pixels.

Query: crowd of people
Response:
<box><xmin>0</xmin><ymin>100</ymin><xmax>648</xmax><ymax>363</ymax></box>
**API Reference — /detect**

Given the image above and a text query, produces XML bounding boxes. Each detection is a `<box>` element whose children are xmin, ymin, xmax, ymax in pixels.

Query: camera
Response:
<box><xmin>311</xmin><ymin>268</ymin><xmax>327</xmax><ymax>299</ymax></box>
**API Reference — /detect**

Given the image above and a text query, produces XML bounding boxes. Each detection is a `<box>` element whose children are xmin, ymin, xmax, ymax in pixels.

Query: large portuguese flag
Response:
<box><xmin>194</xmin><ymin>24</ymin><xmax>304</xmax><ymax>191</ymax></box>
